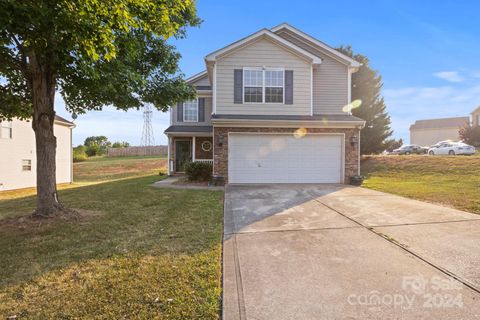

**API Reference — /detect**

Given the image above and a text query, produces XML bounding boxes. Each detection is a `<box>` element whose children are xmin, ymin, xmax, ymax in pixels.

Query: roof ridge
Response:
<box><xmin>414</xmin><ymin>116</ymin><xmax>469</xmax><ymax>123</ymax></box>
<box><xmin>270</xmin><ymin>23</ymin><xmax>361</xmax><ymax>68</ymax></box>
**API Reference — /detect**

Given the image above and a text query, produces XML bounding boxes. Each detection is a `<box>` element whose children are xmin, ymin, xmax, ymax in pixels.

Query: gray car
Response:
<box><xmin>390</xmin><ymin>144</ymin><xmax>427</xmax><ymax>155</ymax></box>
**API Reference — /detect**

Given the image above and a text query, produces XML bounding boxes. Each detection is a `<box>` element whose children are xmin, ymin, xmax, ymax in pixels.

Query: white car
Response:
<box><xmin>428</xmin><ymin>142</ymin><xmax>476</xmax><ymax>155</ymax></box>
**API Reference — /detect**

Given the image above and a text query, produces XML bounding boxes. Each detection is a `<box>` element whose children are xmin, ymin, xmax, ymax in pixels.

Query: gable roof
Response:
<box><xmin>271</xmin><ymin>23</ymin><xmax>361</xmax><ymax>68</ymax></box>
<box><xmin>410</xmin><ymin>117</ymin><xmax>469</xmax><ymax>130</ymax></box>
<box><xmin>204</xmin><ymin>28</ymin><xmax>322</xmax><ymax>65</ymax></box>
<box><xmin>185</xmin><ymin>70</ymin><xmax>208</xmax><ymax>84</ymax></box>
<box><xmin>54</xmin><ymin>115</ymin><xmax>75</xmax><ymax>127</ymax></box>
<box><xmin>471</xmin><ymin>106</ymin><xmax>480</xmax><ymax>115</ymax></box>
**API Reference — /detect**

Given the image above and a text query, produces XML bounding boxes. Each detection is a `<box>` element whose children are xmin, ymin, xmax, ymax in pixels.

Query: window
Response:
<box><xmin>243</xmin><ymin>69</ymin><xmax>263</xmax><ymax>103</ymax></box>
<box><xmin>264</xmin><ymin>70</ymin><xmax>284</xmax><ymax>103</ymax></box>
<box><xmin>0</xmin><ymin>121</ymin><xmax>12</xmax><ymax>139</ymax></box>
<box><xmin>22</xmin><ymin>159</ymin><xmax>32</xmax><ymax>171</ymax></box>
<box><xmin>183</xmin><ymin>99</ymin><xmax>198</xmax><ymax>122</ymax></box>
<box><xmin>243</xmin><ymin>68</ymin><xmax>284</xmax><ymax>104</ymax></box>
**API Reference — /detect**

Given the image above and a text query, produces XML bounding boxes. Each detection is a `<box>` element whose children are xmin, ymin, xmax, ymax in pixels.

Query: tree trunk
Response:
<box><xmin>29</xmin><ymin>53</ymin><xmax>64</xmax><ymax>217</ymax></box>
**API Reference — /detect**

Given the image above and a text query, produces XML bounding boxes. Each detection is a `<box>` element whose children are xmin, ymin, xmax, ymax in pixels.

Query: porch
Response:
<box><xmin>167</xmin><ymin>135</ymin><xmax>213</xmax><ymax>175</ymax></box>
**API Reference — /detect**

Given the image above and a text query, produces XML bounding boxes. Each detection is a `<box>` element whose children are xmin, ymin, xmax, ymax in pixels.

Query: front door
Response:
<box><xmin>175</xmin><ymin>140</ymin><xmax>192</xmax><ymax>172</ymax></box>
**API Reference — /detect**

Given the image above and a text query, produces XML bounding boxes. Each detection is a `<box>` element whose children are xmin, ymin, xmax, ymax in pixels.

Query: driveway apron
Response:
<box><xmin>223</xmin><ymin>184</ymin><xmax>480</xmax><ymax>320</ymax></box>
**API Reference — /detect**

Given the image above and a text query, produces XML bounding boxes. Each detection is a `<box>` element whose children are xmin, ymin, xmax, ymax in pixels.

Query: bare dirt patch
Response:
<box><xmin>0</xmin><ymin>209</ymin><xmax>99</xmax><ymax>231</ymax></box>
<box><xmin>172</xmin><ymin>178</ymin><xmax>209</xmax><ymax>187</ymax></box>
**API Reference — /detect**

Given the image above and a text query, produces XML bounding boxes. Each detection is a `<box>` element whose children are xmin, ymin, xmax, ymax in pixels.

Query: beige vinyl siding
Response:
<box><xmin>0</xmin><ymin>119</ymin><xmax>72</xmax><ymax>191</ymax></box>
<box><xmin>171</xmin><ymin>96</ymin><xmax>213</xmax><ymax>126</ymax></box>
<box><xmin>276</xmin><ymin>31</ymin><xmax>349</xmax><ymax>114</ymax></box>
<box><xmin>191</xmin><ymin>74</ymin><xmax>211</xmax><ymax>86</ymax></box>
<box><xmin>472</xmin><ymin>109</ymin><xmax>480</xmax><ymax>126</ymax></box>
<box><xmin>410</xmin><ymin>127</ymin><xmax>462</xmax><ymax>146</ymax></box>
<box><xmin>215</xmin><ymin>37</ymin><xmax>311</xmax><ymax>115</ymax></box>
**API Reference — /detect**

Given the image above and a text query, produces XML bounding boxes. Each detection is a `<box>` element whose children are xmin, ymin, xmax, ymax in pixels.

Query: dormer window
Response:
<box><xmin>183</xmin><ymin>99</ymin><xmax>198</xmax><ymax>122</ymax></box>
<box><xmin>243</xmin><ymin>68</ymin><xmax>284</xmax><ymax>104</ymax></box>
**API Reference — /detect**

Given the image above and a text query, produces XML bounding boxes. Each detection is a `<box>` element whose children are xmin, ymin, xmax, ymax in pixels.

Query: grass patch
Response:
<box><xmin>361</xmin><ymin>155</ymin><xmax>480</xmax><ymax>214</ymax></box>
<box><xmin>0</xmin><ymin>156</ymin><xmax>223</xmax><ymax>319</ymax></box>
<box><xmin>74</xmin><ymin>156</ymin><xmax>167</xmax><ymax>182</ymax></box>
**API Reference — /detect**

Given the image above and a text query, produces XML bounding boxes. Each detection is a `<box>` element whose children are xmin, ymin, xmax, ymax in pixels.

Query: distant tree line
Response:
<box><xmin>73</xmin><ymin>136</ymin><xmax>130</xmax><ymax>162</ymax></box>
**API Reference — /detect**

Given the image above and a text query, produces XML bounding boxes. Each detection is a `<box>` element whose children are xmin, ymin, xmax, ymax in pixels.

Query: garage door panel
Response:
<box><xmin>228</xmin><ymin>134</ymin><xmax>343</xmax><ymax>184</ymax></box>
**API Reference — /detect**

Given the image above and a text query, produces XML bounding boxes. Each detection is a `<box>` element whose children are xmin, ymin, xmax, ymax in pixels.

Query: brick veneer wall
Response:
<box><xmin>195</xmin><ymin>137</ymin><xmax>213</xmax><ymax>159</ymax></box>
<box><xmin>213</xmin><ymin>127</ymin><xmax>361</xmax><ymax>183</ymax></box>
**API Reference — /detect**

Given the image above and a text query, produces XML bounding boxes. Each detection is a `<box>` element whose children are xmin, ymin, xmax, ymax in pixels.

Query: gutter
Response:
<box><xmin>211</xmin><ymin>118</ymin><xmax>366</xmax><ymax>129</ymax></box>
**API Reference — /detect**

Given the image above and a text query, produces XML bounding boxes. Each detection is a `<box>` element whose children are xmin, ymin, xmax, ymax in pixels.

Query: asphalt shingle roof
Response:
<box><xmin>410</xmin><ymin>117</ymin><xmax>469</xmax><ymax>130</ymax></box>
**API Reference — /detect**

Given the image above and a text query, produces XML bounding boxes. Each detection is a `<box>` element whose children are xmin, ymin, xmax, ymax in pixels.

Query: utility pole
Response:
<box><xmin>141</xmin><ymin>104</ymin><xmax>155</xmax><ymax>155</ymax></box>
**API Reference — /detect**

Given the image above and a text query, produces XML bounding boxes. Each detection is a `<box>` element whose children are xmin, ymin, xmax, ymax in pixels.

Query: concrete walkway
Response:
<box><xmin>152</xmin><ymin>176</ymin><xmax>223</xmax><ymax>190</ymax></box>
<box><xmin>223</xmin><ymin>184</ymin><xmax>480</xmax><ymax>319</ymax></box>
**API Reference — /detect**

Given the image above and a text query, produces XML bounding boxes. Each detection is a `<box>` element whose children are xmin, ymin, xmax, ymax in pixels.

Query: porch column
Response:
<box><xmin>192</xmin><ymin>136</ymin><xmax>196</xmax><ymax>162</ymax></box>
<box><xmin>167</xmin><ymin>136</ymin><xmax>171</xmax><ymax>175</ymax></box>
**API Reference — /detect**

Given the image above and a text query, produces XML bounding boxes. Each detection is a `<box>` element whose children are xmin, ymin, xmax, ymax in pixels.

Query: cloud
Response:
<box><xmin>433</xmin><ymin>71</ymin><xmax>464</xmax><ymax>83</ymax></box>
<box><xmin>383</xmin><ymin>83</ymin><xmax>480</xmax><ymax>143</ymax></box>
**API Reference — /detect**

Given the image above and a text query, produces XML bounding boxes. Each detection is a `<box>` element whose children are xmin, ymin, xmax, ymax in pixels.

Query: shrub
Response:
<box><xmin>85</xmin><ymin>144</ymin><xmax>100</xmax><ymax>157</ymax></box>
<box><xmin>112</xmin><ymin>141</ymin><xmax>130</xmax><ymax>148</ymax></box>
<box><xmin>73</xmin><ymin>145</ymin><xmax>88</xmax><ymax>162</ymax></box>
<box><xmin>84</xmin><ymin>136</ymin><xmax>111</xmax><ymax>155</ymax></box>
<box><xmin>184</xmin><ymin>161</ymin><xmax>213</xmax><ymax>181</ymax></box>
<box><xmin>459</xmin><ymin>124</ymin><xmax>480</xmax><ymax>147</ymax></box>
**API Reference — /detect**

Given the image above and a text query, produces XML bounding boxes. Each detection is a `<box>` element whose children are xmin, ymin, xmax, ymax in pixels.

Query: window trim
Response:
<box><xmin>242</xmin><ymin>67</ymin><xmax>285</xmax><ymax>104</ymax></box>
<box><xmin>0</xmin><ymin>121</ymin><xmax>13</xmax><ymax>139</ymax></box>
<box><xmin>22</xmin><ymin>159</ymin><xmax>32</xmax><ymax>172</ymax></box>
<box><xmin>242</xmin><ymin>67</ymin><xmax>263</xmax><ymax>104</ymax></box>
<box><xmin>183</xmin><ymin>98</ymin><xmax>199</xmax><ymax>122</ymax></box>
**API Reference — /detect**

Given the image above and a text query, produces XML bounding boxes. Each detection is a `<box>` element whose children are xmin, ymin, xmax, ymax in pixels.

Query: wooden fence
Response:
<box><xmin>107</xmin><ymin>145</ymin><xmax>167</xmax><ymax>157</ymax></box>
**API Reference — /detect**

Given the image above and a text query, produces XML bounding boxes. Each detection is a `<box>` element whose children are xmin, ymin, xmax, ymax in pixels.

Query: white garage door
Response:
<box><xmin>228</xmin><ymin>134</ymin><xmax>343</xmax><ymax>184</ymax></box>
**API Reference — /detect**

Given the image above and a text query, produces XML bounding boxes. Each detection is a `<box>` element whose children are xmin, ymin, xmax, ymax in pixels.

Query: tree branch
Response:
<box><xmin>7</xmin><ymin>32</ymin><xmax>31</xmax><ymax>88</ymax></box>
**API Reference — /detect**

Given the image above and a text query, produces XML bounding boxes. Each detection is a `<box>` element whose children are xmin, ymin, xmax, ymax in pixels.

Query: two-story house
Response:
<box><xmin>0</xmin><ymin>115</ymin><xmax>75</xmax><ymax>191</ymax></box>
<box><xmin>164</xmin><ymin>23</ymin><xmax>365</xmax><ymax>184</ymax></box>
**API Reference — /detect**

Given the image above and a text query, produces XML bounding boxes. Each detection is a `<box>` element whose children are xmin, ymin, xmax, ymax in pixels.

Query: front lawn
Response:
<box><xmin>361</xmin><ymin>155</ymin><xmax>480</xmax><ymax>214</ymax></box>
<box><xmin>0</xmin><ymin>157</ymin><xmax>224</xmax><ymax>319</ymax></box>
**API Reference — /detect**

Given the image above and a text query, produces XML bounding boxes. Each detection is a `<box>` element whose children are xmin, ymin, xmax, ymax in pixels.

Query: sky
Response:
<box><xmin>55</xmin><ymin>0</ymin><xmax>480</xmax><ymax>146</ymax></box>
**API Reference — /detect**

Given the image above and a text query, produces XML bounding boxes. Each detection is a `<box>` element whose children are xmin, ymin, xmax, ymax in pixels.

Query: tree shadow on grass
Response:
<box><xmin>0</xmin><ymin>175</ymin><xmax>224</xmax><ymax>290</ymax></box>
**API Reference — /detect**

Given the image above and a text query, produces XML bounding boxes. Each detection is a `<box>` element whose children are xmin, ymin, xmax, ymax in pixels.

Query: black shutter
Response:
<box><xmin>177</xmin><ymin>102</ymin><xmax>183</xmax><ymax>122</ymax></box>
<box><xmin>198</xmin><ymin>98</ymin><xmax>205</xmax><ymax>122</ymax></box>
<box><xmin>234</xmin><ymin>69</ymin><xmax>243</xmax><ymax>104</ymax></box>
<box><xmin>285</xmin><ymin>70</ymin><xmax>293</xmax><ymax>104</ymax></box>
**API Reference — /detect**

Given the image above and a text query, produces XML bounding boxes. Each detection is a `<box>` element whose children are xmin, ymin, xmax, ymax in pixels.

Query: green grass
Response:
<box><xmin>0</xmin><ymin>157</ymin><xmax>224</xmax><ymax>319</ymax></box>
<box><xmin>361</xmin><ymin>155</ymin><xmax>480</xmax><ymax>214</ymax></box>
<box><xmin>85</xmin><ymin>155</ymin><xmax>166</xmax><ymax>162</ymax></box>
<box><xmin>74</xmin><ymin>156</ymin><xmax>167</xmax><ymax>182</ymax></box>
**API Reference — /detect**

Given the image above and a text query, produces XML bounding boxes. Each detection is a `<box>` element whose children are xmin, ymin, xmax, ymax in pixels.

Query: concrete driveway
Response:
<box><xmin>223</xmin><ymin>184</ymin><xmax>480</xmax><ymax>320</ymax></box>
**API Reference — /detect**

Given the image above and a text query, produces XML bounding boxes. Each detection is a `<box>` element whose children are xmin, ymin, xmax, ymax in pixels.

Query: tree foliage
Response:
<box><xmin>0</xmin><ymin>0</ymin><xmax>200</xmax><ymax>120</ymax></box>
<box><xmin>336</xmin><ymin>46</ymin><xmax>393</xmax><ymax>154</ymax></box>
<box><xmin>73</xmin><ymin>145</ymin><xmax>88</xmax><ymax>162</ymax></box>
<box><xmin>84</xmin><ymin>135</ymin><xmax>111</xmax><ymax>156</ymax></box>
<box><xmin>459</xmin><ymin>124</ymin><xmax>480</xmax><ymax>147</ymax></box>
<box><xmin>112</xmin><ymin>141</ymin><xmax>131</xmax><ymax>148</ymax></box>
<box><xmin>384</xmin><ymin>138</ymin><xmax>403</xmax><ymax>152</ymax></box>
<box><xmin>0</xmin><ymin>0</ymin><xmax>200</xmax><ymax>215</ymax></box>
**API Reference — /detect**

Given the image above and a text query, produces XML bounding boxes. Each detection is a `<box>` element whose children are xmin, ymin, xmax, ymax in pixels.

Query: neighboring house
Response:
<box><xmin>0</xmin><ymin>115</ymin><xmax>75</xmax><ymax>191</ymax></box>
<box><xmin>164</xmin><ymin>23</ymin><xmax>365</xmax><ymax>184</ymax></box>
<box><xmin>410</xmin><ymin>106</ymin><xmax>480</xmax><ymax>146</ymax></box>
<box><xmin>472</xmin><ymin>106</ymin><xmax>480</xmax><ymax>126</ymax></box>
